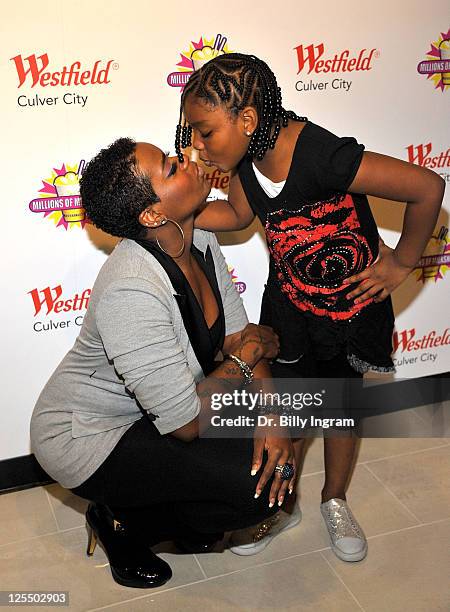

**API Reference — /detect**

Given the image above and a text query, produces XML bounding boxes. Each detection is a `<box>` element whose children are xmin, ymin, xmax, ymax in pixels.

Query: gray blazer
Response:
<box><xmin>30</xmin><ymin>231</ymin><xmax>248</xmax><ymax>488</ymax></box>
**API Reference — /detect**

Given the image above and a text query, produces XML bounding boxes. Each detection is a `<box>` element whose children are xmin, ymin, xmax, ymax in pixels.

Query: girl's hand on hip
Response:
<box><xmin>252</xmin><ymin>421</ymin><xmax>295</xmax><ymax>507</ymax></box>
<box><xmin>344</xmin><ymin>241</ymin><xmax>414</xmax><ymax>304</ymax></box>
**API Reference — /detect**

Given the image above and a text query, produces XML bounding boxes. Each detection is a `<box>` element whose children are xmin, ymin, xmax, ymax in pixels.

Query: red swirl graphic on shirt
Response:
<box><xmin>265</xmin><ymin>194</ymin><xmax>375</xmax><ymax>321</ymax></box>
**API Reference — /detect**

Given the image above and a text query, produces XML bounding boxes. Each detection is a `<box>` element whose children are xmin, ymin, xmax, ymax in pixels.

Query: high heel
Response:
<box><xmin>85</xmin><ymin>503</ymin><xmax>172</xmax><ymax>588</ymax></box>
<box><xmin>86</xmin><ymin>524</ymin><xmax>97</xmax><ymax>556</ymax></box>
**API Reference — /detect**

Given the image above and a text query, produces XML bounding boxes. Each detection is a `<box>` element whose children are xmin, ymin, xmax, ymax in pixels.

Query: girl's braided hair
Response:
<box><xmin>175</xmin><ymin>52</ymin><xmax>306</xmax><ymax>162</ymax></box>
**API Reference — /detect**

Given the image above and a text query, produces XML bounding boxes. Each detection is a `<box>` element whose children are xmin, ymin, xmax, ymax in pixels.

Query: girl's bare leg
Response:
<box><xmin>321</xmin><ymin>433</ymin><xmax>358</xmax><ymax>503</ymax></box>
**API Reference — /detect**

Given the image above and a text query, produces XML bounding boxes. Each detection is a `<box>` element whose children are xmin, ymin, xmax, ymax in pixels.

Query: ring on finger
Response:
<box><xmin>274</xmin><ymin>463</ymin><xmax>295</xmax><ymax>480</ymax></box>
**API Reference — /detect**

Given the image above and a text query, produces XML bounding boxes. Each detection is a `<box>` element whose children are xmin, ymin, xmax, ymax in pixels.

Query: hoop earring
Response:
<box><xmin>155</xmin><ymin>219</ymin><xmax>185</xmax><ymax>258</ymax></box>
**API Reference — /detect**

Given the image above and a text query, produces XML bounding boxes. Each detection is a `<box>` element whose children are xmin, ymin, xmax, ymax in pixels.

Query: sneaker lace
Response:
<box><xmin>326</xmin><ymin>503</ymin><xmax>363</xmax><ymax>539</ymax></box>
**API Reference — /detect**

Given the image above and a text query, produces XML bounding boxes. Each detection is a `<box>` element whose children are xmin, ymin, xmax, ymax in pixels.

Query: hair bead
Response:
<box><xmin>175</xmin><ymin>53</ymin><xmax>306</xmax><ymax>161</ymax></box>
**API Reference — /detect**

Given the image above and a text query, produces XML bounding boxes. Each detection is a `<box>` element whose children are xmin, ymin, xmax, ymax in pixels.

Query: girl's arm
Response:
<box><xmin>344</xmin><ymin>151</ymin><xmax>445</xmax><ymax>303</ymax></box>
<box><xmin>194</xmin><ymin>171</ymin><xmax>255</xmax><ymax>231</ymax></box>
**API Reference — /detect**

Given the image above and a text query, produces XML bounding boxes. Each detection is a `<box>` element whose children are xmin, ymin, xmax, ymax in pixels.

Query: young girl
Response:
<box><xmin>174</xmin><ymin>53</ymin><xmax>445</xmax><ymax>562</ymax></box>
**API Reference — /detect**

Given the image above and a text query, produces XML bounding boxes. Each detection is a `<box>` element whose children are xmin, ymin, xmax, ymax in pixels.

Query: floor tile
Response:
<box><xmin>298</xmin><ymin>437</ymin><xmax>325</xmax><ymax>476</ymax></box>
<box><xmin>0</xmin><ymin>487</ymin><xmax>57</xmax><ymax>546</ymax></box>
<box><xmin>365</xmin><ymin>445</ymin><xmax>450</xmax><ymax>522</ymax></box>
<box><xmin>45</xmin><ymin>483</ymin><xmax>88</xmax><ymax>530</ymax></box>
<box><xmin>196</xmin><ymin>463</ymin><xmax>417</xmax><ymax>578</ymax></box>
<box><xmin>413</xmin><ymin>400</ymin><xmax>450</xmax><ymax>437</ymax></box>
<box><xmin>357</xmin><ymin>406</ymin><xmax>435</xmax><ymax>437</ymax></box>
<box><xmin>0</xmin><ymin>527</ymin><xmax>204</xmax><ymax>612</ymax></box>
<box><xmin>293</xmin><ymin>431</ymin><xmax>449</xmax><ymax>478</ymax></box>
<box><xmin>355</xmin><ymin>437</ymin><xmax>449</xmax><ymax>464</ymax></box>
<box><xmin>101</xmin><ymin>552</ymin><xmax>361</xmax><ymax>612</ymax></box>
<box><xmin>322</xmin><ymin>519</ymin><xmax>450</xmax><ymax>612</ymax></box>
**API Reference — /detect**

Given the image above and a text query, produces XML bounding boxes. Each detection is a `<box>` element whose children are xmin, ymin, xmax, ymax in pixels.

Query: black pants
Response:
<box><xmin>72</xmin><ymin>417</ymin><xmax>277</xmax><ymax>540</ymax></box>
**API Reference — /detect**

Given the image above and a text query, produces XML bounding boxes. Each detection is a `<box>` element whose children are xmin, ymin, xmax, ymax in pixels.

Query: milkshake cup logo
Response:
<box><xmin>167</xmin><ymin>33</ymin><xmax>233</xmax><ymax>90</ymax></box>
<box><xmin>228</xmin><ymin>265</ymin><xmax>246</xmax><ymax>294</ymax></box>
<box><xmin>414</xmin><ymin>226</ymin><xmax>450</xmax><ymax>283</ymax></box>
<box><xmin>417</xmin><ymin>29</ymin><xmax>450</xmax><ymax>92</ymax></box>
<box><xmin>440</xmin><ymin>38</ymin><xmax>450</xmax><ymax>85</ymax></box>
<box><xmin>28</xmin><ymin>160</ymin><xmax>89</xmax><ymax>229</ymax></box>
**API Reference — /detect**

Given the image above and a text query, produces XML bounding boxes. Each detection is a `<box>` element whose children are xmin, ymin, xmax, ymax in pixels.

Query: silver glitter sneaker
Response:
<box><xmin>229</xmin><ymin>503</ymin><xmax>302</xmax><ymax>556</ymax></box>
<box><xmin>320</xmin><ymin>498</ymin><xmax>368</xmax><ymax>562</ymax></box>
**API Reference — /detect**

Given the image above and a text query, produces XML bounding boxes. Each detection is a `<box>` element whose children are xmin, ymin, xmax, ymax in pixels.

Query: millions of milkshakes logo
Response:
<box><xmin>167</xmin><ymin>33</ymin><xmax>233</xmax><ymax>200</ymax></box>
<box><xmin>228</xmin><ymin>265</ymin><xmax>246</xmax><ymax>294</ymax></box>
<box><xmin>166</xmin><ymin>33</ymin><xmax>233</xmax><ymax>90</ymax></box>
<box><xmin>406</xmin><ymin>142</ymin><xmax>450</xmax><ymax>283</ymax></box>
<box><xmin>413</xmin><ymin>226</ymin><xmax>450</xmax><ymax>284</ymax></box>
<box><xmin>417</xmin><ymin>29</ymin><xmax>450</xmax><ymax>92</ymax></box>
<box><xmin>28</xmin><ymin>161</ymin><xmax>88</xmax><ymax>230</ymax></box>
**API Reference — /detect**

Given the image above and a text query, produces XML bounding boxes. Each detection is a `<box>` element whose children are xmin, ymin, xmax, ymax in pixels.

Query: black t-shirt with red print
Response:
<box><xmin>238</xmin><ymin>121</ymin><xmax>394</xmax><ymax>373</ymax></box>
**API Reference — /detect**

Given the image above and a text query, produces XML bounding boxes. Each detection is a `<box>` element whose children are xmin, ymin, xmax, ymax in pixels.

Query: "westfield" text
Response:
<box><xmin>393</xmin><ymin>328</ymin><xmax>450</xmax><ymax>353</ymax></box>
<box><xmin>28</xmin><ymin>285</ymin><xmax>91</xmax><ymax>316</ymax></box>
<box><xmin>11</xmin><ymin>53</ymin><xmax>114</xmax><ymax>88</ymax></box>
<box><xmin>294</xmin><ymin>43</ymin><xmax>377</xmax><ymax>74</ymax></box>
<box><xmin>406</xmin><ymin>143</ymin><xmax>450</xmax><ymax>169</ymax></box>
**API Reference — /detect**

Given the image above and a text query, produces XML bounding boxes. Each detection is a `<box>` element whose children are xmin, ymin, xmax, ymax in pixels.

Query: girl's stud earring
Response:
<box><xmin>245</xmin><ymin>131</ymin><xmax>252</xmax><ymax>137</ymax></box>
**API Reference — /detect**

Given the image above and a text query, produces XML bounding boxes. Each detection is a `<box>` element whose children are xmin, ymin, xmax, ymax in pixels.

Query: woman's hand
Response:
<box><xmin>252</xmin><ymin>418</ymin><xmax>295</xmax><ymax>507</ymax></box>
<box><xmin>237</xmin><ymin>323</ymin><xmax>280</xmax><ymax>364</ymax></box>
<box><xmin>344</xmin><ymin>240</ymin><xmax>414</xmax><ymax>304</ymax></box>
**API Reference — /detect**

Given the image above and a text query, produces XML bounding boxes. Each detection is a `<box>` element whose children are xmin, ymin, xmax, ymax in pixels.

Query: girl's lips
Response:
<box><xmin>202</xmin><ymin>160</ymin><xmax>226</xmax><ymax>173</ymax></box>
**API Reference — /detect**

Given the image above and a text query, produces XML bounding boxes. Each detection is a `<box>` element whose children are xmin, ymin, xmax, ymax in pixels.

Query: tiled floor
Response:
<box><xmin>1</xmin><ymin>433</ymin><xmax>449</xmax><ymax>611</ymax></box>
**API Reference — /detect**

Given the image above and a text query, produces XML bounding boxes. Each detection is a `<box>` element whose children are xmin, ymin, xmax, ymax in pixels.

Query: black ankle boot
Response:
<box><xmin>174</xmin><ymin>531</ymin><xmax>222</xmax><ymax>554</ymax></box>
<box><xmin>86</xmin><ymin>503</ymin><xmax>172</xmax><ymax>588</ymax></box>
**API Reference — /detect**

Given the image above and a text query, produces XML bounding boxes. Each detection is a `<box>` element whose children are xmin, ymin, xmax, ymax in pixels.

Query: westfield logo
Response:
<box><xmin>28</xmin><ymin>285</ymin><xmax>91</xmax><ymax>316</ymax></box>
<box><xmin>406</xmin><ymin>143</ymin><xmax>450</xmax><ymax>169</ymax></box>
<box><xmin>11</xmin><ymin>53</ymin><xmax>114</xmax><ymax>88</ymax></box>
<box><xmin>393</xmin><ymin>328</ymin><xmax>450</xmax><ymax>353</ymax></box>
<box><xmin>294</xmin><ymin>43</ymin><xmax>377</xmax><ymax>74</ymax></box>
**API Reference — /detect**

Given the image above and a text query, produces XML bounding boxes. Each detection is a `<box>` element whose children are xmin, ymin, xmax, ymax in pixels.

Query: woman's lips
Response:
<box><xmin>191</xmin><ymin>161</ymin><xmax>205</xmax><ymax>180</ymax></box>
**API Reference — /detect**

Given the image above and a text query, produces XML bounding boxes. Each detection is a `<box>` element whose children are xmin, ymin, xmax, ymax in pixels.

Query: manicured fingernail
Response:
<box><xmin>269</xmin><ymin>501</ymin><xmax>274</xmax><ymax>508</ymax></box>
<box><xmin>254</xmin><ymin>492</ymin><xmax>260</xmax><ymax>499</ymax></box>
<box><xmin>251</xmin><ymin>469</ymin><xmax>257</xmax><ymax>476</ymax></box>
<box><xmin>278</xmin><ymin>498</ymin><xmax>284</xmax><ymax>506</ymax></box>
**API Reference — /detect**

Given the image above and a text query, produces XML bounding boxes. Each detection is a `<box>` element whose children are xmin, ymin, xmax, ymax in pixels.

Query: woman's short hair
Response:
<box><xmin>80</xmin><ymin>137</ymin><xmax>159</xmax><ymax>239</ymax></box>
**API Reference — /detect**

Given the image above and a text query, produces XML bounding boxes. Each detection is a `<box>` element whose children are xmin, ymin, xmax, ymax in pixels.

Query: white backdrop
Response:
<box><xmin>1</xmin><ymin>0</ymin><xmax>449</xmax><ymax>460</ymax></box>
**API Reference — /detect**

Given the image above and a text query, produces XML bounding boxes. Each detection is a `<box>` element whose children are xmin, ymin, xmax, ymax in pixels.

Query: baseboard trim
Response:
<box><xmin>0</xmin><ymin>454</ymin><xmax>54</xmax><ymax>495</ymax></box>
<box><xmin>1</xmin><ymin>371</ymin><xmax>448</xmax><ymax>495</ymax></box>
